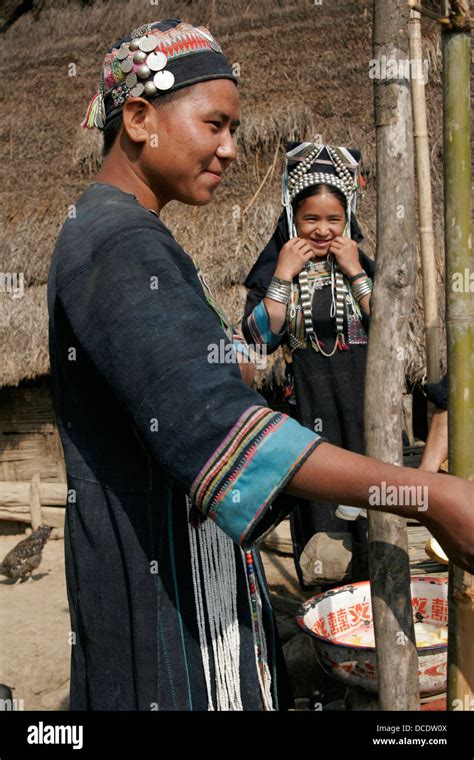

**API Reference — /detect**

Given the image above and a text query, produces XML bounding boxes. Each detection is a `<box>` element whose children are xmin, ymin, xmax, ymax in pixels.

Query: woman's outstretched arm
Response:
<box><xmin>285</xmin><ymin>441</ymin><xmax>474</xmax><ymax>573</ymax></box>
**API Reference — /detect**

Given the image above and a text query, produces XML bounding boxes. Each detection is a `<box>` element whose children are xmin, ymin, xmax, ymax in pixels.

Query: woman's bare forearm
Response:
<box><xmin>419</xmin><ymin>409</ymin><xmax>448</xmax><ymax>472</ymax></box>
<box><xmin>263</xmin><ymin>297</ymin><xmax>287</xmax><ymax>335</ymax></box>
<box><xmin>285</xmin><ymin>441</ymin><xmax>474</xmax><ymax>572</ymax></box>
<box><xmin>286</xmin><ymin>442</ymin><xmax>432</xmax><ymax>518</ymax></box>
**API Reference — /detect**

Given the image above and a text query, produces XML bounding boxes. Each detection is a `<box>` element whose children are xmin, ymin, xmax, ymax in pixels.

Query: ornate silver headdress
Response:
<box><xmin>282</xmin><ymin>142</ymin><xmax>363</xmax><ymax>240</ymax></box>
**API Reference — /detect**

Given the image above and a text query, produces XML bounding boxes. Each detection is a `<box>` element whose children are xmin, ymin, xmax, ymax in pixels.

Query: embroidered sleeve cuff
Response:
<box><xmin>243</xmin><ymin>300</ymin><xmax>286</xmax><ymax>350</ymax></box>
<box><xmin>189</xmin><ymin>405</ymin><xmax>325</xmax><ymax>548</ymax></box>
<box><xmin>232</xmin><ymin>334</ymin><xmax>253</xmax><ymax>361</ymax></box>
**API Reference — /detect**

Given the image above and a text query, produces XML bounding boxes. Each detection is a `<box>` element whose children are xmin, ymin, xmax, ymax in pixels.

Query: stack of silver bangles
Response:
<box><xmin>351</xmin><ymin>276</ymin><xmax>373</xmax><ymax>301</ymax></box>
<box><xmin>266</xmin><ymin>275</ymin><xmax>292</xmax><ymax>304</ymax></box>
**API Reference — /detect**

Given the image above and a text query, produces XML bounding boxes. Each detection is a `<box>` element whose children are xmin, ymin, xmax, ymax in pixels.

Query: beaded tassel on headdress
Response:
<box><xmin>81</xmin><ymin>71</ymin><xmax>106</xmax><ymax>130</ymax></box>
<box><xmin>81</xmin><ymin>91</ymin><xmax>101</xmax><ymax>129</ymax></box>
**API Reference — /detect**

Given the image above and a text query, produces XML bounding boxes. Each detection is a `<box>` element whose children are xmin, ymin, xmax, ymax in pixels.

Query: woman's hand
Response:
<box><xmin>236</xmin><ymin>354</ymin><xmax>256</xmax><ymax>386</ymax></box>
<box><xmin>274</xmin><ymin>237</ymin><xmax>315</xmax><ymax>281</ymax></box>
<box><xmin>329</xmin><ymin>236</ymin><xmax>361</xmax><ymax>277</ymax></box>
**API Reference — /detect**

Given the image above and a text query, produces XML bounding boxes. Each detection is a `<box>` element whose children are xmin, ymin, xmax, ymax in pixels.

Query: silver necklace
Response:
<box><xmin>298</xmin><ymin>254</ymin><xmax>346</xmax><ymax>357</ymax></box>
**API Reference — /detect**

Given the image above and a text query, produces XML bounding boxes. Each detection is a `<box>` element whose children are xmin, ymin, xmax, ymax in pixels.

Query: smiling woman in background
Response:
<box><xmin>243</xmin><ymin>143</ymin><xmax>374</xmax><ymax>588</ymax></box>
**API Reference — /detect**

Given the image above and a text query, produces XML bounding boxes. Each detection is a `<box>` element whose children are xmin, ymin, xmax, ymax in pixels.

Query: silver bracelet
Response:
<box><xmin>266</xmin><ymin>280</ymin><xmax>291</xmax><ymax>304</ymax></box>
<box><xmin>352</xmin><ymin>277</ymin><xmax>372</xmax><ymax>301</ymax></box>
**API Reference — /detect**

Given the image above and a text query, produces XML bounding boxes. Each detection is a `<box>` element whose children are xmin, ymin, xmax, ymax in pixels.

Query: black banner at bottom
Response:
<box><xmin>0</xmin><ymin>709</ymin><xmax>473</xmax><ymax>758</ymax></box>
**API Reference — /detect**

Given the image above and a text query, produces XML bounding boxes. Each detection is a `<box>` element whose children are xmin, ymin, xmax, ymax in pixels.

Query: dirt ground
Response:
<box><xmin>0</xmin><ymin>528</ymin><xmax>311</xmax><ymax>711</ymax></box>
<box><xmin>0</xmin><ymin>531</ymin><xmax>70</xmax><ymax>711</ymax></box>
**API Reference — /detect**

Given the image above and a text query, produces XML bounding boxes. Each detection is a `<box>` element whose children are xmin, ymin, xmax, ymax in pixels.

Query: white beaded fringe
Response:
<box><xmin>186</xmin><ymin>497</ymin><xmax>242</xmax><ymax>710</ymax></box>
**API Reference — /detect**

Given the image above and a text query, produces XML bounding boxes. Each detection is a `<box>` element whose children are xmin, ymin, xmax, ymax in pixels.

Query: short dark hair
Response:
<box><xmin>101</xmin><ymin>89</ymin><xmax>183</xmax><ymax>157</ymax></box>
<box><xmin>292</xmin><ymin>183</ymin><xmax>348</xmax><ymax>217</ymax></box>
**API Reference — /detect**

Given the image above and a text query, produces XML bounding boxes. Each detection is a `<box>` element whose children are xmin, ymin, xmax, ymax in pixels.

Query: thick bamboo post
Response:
<box><xmin>408</xmin><ymin>7</ymin><xmax>441</xmax><ymax>383</ymax></box>
<box><xmin>366</xmin><ymin>0</ymin><xmax>420</xmax><ymax>710</ymax></box>
<box><xmin>442</xmin><ymin>0</ymin><xmax>474</xmax><ymax>711</ymax></box>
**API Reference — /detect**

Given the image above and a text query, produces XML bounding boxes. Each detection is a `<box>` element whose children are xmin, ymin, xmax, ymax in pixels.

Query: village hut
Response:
<box><xmin>0</xmin><ymin>0</ymin><xmax>449</xmax><ymax>529</ymax></box>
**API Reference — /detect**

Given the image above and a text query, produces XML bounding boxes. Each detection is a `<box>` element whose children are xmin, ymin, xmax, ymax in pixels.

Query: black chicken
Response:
<box><xmin>0</xmin><ymin>525</ymin><xmax>52</xmax><ymax>582</ymax></box>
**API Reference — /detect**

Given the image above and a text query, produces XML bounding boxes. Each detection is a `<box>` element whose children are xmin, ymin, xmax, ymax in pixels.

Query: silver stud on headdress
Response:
<box><xmin>286</xmin><ymin>145</ymin><xmax>355</xmax><ymax>203</ymax></box>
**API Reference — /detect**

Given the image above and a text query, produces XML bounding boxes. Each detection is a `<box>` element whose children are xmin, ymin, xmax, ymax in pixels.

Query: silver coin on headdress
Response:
<box><xmin>143</xmin><ymin>81</ymin><xmax>158</xmax><ymax>96</ymax></box>
<box><xmin>137</xmin><ymin>64</ymin><xmax>151</xmax><ymax>80</ymax></box>
<box><xmin>94</xmin><ymin>95</ymin><xmax>106</xmax><ymax>129</ymax></box>
<box><xmin>121</xmin><ymin>59</ymin><xmax>133</xmax><ymax>74</ymax></box>
<box><xmin>199</xmin><ymin>28</ymin><xmax>222</xmax><ymax>53</ymax></box>
<box><xmin>95</xmin><ymin>110</ymin><xmax>105</xmax><ymax>129</ymax></box>
<box><xmin>146</xmin><ymin>52</ymin><xmax>167</xmax><ymax>72</ymax></box>
<box><xmin>139</xmin><ymin>34</ymin><xmax>158</xmax><ymax>53</ymax></box>
<box><xmin>131</xmin><ymin>83</ymin><xmax>145</xmax><ymax>97</ymax></box>
<box><xmin>125</xmin><ymin>73</ymin><xmax>138</xmax><ymax>88</ymax></box>
<box><xmin>116</xmin><ymin>46</ymin><xmax>129</xmax><ymax>60</ymax></box>
<box><xmin>153</xmin><ymin>70</ymin><xmax>175</xmax><ymax>91</ymax></box>
<box><xmin>133</xmin><ymin>50</ymin><xmax>147</xmax><ymax>64</ymax></box>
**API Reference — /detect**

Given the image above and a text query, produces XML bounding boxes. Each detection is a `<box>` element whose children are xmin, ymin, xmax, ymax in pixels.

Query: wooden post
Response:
<box><xmin>366</xmin><ymin>0</ymin><xmax>420</xmax><ymax>710</ymax></box>
<box><xmin>29</xmin><ymin>472</ymin><xmax>43</xmax><ymax>531</ymax></box>
<box><xmin>408</xmin><ymin>6</ymin><xmax>441</xmax><ymax>384</ymax></box>
<box><xmin>442</xmin><ymin>0</ymin><xmax>474</xmax><ymax>711</ymax></box>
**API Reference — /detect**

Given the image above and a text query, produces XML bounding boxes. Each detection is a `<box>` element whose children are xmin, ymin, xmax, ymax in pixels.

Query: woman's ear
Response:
<box><xmin>121</xmin><ymin>98</ymin><xmax>152</xmax><ymax>147</ymax></box>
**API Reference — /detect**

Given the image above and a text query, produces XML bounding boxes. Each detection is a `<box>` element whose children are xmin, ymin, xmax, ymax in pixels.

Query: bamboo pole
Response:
<box><xmin>441</xmin><ymin>0</ymin><xmax>474</xmax><ymax>711</ymax></box>
<box><xmin>365</xmin><ymin>0</ymin><xmax>420</xmax><ymax>710</ymax></box>
<box><xmin>408</xmin><ymin>7</ymin><xmax>441</xmax><ymax>384</ymax></box>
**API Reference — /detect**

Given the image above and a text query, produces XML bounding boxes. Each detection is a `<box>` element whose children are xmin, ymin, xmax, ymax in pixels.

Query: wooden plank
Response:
<box><xmin>0</xmin><ymin>481</ymin><xmax>67</xmax><ymax>507</ymax></box>
<box><xmin>0</xmin><ymin>505</ymin><xmax>65</xmax><ymax>528</ymax></box>
<box><xmin>0</xmin><ymin>435</ymin><xmax>65</xmax><ymax>483</ymax></box>
<box><xmin>0</xmin><ymin>392</ymin><xmax>56</xmax><ymax>433</ymax></box>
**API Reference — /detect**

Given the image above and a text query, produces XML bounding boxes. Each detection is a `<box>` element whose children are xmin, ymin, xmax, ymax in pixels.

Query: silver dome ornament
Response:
<box><xmin>147</xmin><ymin>51</ymin><xmax>167</xmax><ymax>72</ymax></box>
<box><xmin>131</xmin><ymin>83</ymin><xmax>145</xmax><ymax>97</ymax></box>
<box><xmin>133</xmin><ymin>50</ymin><xmax>147</xmax><ymax>64</ymax></box>
<box><xmin>121</xmin><ymin>59</ymin><xmax>133</xmax><ymax>74</ymax></box>
<box><xmin>153</xmin><ymin>70</ymin><xmax>175</xmax><ymax>91</ymax></box>
<box><xmin>129</xmin><ymin>38</ymin><xmax>140</xmax><ymax>52</ymax></box>
<box><xmin>125</xmin><ymin>73</ymin><xmax>138</xmax><ymax>88</ymax></box>
<box><xmin>137</xmin><ymin>64</ymin><xmax>151</xmax><ymax>79</ymax></box>
<box><xmin>139</xmin><ymin>34</ymin><xmax>158</xmax><ymax>53</ymax></box>
<box><xmin>143</xmin><ymin>80</ymin><xmax>158</xmax><ymax>96</ymax></box>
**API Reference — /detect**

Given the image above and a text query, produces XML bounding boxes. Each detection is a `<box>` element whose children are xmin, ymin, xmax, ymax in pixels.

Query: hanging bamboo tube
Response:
<box><xmin>365</xmin><ymin>0</ymin><xmax>420</xmax><ymax>710</ymax></box>
<box><xmin>442</xmin><ymin>0</ymin><xmax>474</xmax><ymax>712</ymax></box>
<box><xmin>408</xmin><ymin>7</ymin><xmax>441</xmax><ymax>383</ymax></box>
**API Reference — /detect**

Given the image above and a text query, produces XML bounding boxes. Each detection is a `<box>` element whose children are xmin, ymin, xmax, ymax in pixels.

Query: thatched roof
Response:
<box><xmin>1</xmin><ymin>0</ymin><xmax>450</xmax><ymax>390</ymax></box>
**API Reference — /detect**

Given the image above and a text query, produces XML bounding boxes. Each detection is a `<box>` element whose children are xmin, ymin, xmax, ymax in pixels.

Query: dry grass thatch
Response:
<box><xmin>0</xmin><ymin>0</ymin><xmax>460</xmax><ymax>389</ymax></box>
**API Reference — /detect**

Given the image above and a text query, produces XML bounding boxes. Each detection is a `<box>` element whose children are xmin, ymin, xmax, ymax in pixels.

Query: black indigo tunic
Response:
<box><xmin>48</xmin><ymin>183</ymin><xmax>323</xmax><ymax>710</ymax></box>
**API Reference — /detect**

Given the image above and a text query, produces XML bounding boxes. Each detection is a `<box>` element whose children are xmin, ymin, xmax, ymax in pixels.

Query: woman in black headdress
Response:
<box><xmin>243</xmin><ymin>143</ymin><xmax>373</xmax><ymax>588</ymax></box>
